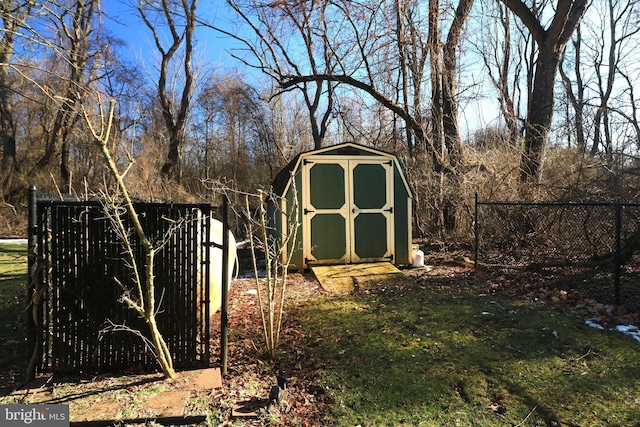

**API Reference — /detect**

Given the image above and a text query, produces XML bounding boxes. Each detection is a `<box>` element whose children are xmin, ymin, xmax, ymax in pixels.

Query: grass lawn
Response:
<box><xmin>292</xmin><ymin>278</ymin><xmax>640</xmax><ymax>426</ymax></box>
<box><xmin>0</xmin><ymin>243</ymin><xmax>29</xmax><ymax>386</ymax></box>
<box><xmin>0</xmin><ymin>242</ymin><xmax>28</xmax><ymax>335</ymax></box>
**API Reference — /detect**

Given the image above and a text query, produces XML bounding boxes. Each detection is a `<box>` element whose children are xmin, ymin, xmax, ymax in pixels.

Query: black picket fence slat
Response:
<box><xmin>27</xmin><ymin>193</ymin><xmax>216</xmax><ymax>374</ymax></box>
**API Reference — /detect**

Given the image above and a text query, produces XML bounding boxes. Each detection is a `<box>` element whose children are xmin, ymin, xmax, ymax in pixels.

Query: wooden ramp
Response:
<box><xmin>311</xmin><ymin>262</ymin><xmax>409</xmax><ymax>293</ymax></box>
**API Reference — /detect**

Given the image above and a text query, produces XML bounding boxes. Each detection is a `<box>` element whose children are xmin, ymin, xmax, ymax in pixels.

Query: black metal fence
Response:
<box><xmin>474</xmin><ymin>196</ymin><xmax>640</xmax><ymax>312</ymax></box>
<box><xmin>26</xmin><ymin>187</ymin><xmax>230</xmax><ymax>374</ymax></box>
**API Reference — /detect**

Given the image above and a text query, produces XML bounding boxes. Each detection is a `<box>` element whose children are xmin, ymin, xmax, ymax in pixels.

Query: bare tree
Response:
<box><xmin>587</xmin><ymin>0</ymin><xmax>640</xmax><ymax>161</ymax></box>
<box><xmin>82</xmin><ymin>96</ymin><xmax>177</xmax><ymax>379</ymax></box>
<box><xmin>189</xmin><ymin>72</ymin><xmax>283</xmax><ymax>195</ymax></box>
<box><xmin>223</xmin><ymin>0</ymin><xmax>336</xmax><ymax>150</ymax></box>
<box><xmin>426</xmin><ymin>0</ymin><xmax>473</xmax><ymax>233</ymax></box>
<box><xmin>559</xmin><ymin>24</ymin><xmax>587</xmax><ymax>151</ymax></box>
<box><xmin>233</xmin><ymin>1</ymin><xmax>473</xmax><ymax>172</ymax></box>
<box><xmin>2</xmin><ymin>0</ymin><xmax>184</xmax><ymax>378</ymax></box>
<box><xmin>13</xmin><ymin>52</ymin><xmax>181</xmax><ymax>380</ymax></box>
<box><xmin>430</xmin><ymin>0</ymin><xmax>472</xmax><ymax>169</ymax></box>
<box><xmin>393</xmin><ymin>0</ymin><xmax>428</xmax><ymax>156</ymax></box>
<box><xmin>137</xmin><ymin>0</ymin><xmax>197</xmax><ymax>181</ymax></box>
<box><xmin>557</xmin><ymin>0</ymin><xmax>640</xmax><ymax>174</ymax></box>
<box><xmin>30</xmin><ymin>0</ymin><xmax>102</xmax><ymax>186</ymax></box>
<box><xmin>617</xmin><ymin>67</ymin><xmax>640</xmax><ymax>152</ymax></box>
<box><xmin>333</xmin><ymin>94</ymin><xmax>397</xmax><ymax>148</ymax></box>
<box><xmin>85</xmin><ymin>41</ymin><xmax>145</xmax><ymax>189</ymax></box>
<box><xmin>501</xmin><ymin>0</ymin><xmax>590</xmax><ymax>185</ymax></box>
<box><xmin>244</xmin><ymin>186</ymin><xmax>299</xmax><ymax>360</ymax></box>
<box><xmin>476</xmin><ymin>1</ymin><xmax>524</xmax><ymax>146</ymax></box>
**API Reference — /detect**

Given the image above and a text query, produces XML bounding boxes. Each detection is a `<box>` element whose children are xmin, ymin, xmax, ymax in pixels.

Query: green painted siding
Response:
<box><xmin>353</xmin><ymin>163</ymin><xmax>387</xmax><ymax>209</ymax></box>
<box><xmin>354</xmin><ymin>213</ymin><xmax>388</xmax><ymax>258</ymax></box>
<box><xmin>310</xmin><ymin>214</ymin><xmax>347</xmax><ymax>260</ymax></box>
<box><xmin>393</xmin><ymin>164</ymin><xmax>411</xmax><ymax>264</ymax></box>
<box><xmin>310</xmin><ymin>163</ymin><xmax>345</xmax><ymax>209</ymax></box>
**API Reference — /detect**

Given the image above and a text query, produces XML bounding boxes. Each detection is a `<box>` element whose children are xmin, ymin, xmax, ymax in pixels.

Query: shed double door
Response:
<box><xmin>302</xmin><ymin>158</ymin><xmax>394</xmax><ymax>265</ymax></box>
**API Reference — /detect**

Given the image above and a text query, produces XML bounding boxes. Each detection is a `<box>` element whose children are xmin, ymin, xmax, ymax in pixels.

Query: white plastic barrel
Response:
<box><xmin>412</xmin><ymin>246</ymin><xmax>424</xmax><ymax>268</ymax></box>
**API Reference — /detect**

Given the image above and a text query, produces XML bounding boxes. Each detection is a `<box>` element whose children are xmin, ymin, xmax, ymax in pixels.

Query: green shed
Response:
<box><xmin>271</xmin><ymin>142</ymin><xmax>413</xmax><ymax>269</ymax></box>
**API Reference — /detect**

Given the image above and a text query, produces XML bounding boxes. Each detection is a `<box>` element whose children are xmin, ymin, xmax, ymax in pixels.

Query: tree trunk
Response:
<box><xmin>442</xmin><ymin>0</ymin><xmax>473</xmax><ymax>169</ymax></box>
<box><xmin>141</xmin><ymin>0</ymin><xmax>197</xmax><ymax>182</ymax></box>
<box><xmin>429</xmin><ymin>0</ymin><xmax>472</xmax><ymax>233</ymax></box>
<box><xmin>160</xmin><ymin>133</ymin><xmax>182</xmax><ymax>181</ymax></box>
<box><xmin>148</xmin><ymin>316</ymin><xmax>175</xmax><ymax>378</ymax></box>
<box><xmin>86</xmin><ymin>101</ymin><xmax>177</xmax><ymax>379</ymax></box>
<box><xmin>0</xmin><ymin>0</ymin><xmax>31</xmax><ymax>200</ymax></box>
<box><xmin>0</xmin><ymin>45</ymin><xmax>16</xmax><ymax>197</ymax></box>
<box><xmin>0</xmin><ymin>86</ymin><xmax>17</xmax><ymax>198</ymax></box>
<box><xmin>519</xmin><ymin>46</ymin><xmax>560</xmax><ymax>184</ymax></box>
<box><xmin>559</xmin><ymin>26</ymin><xmax>586</xmax><ymax>152</ymax></box>
<box><xmin>144</xmin><ymin>250</ymin><xmax>175</xmax><ymax>379</ymax></box>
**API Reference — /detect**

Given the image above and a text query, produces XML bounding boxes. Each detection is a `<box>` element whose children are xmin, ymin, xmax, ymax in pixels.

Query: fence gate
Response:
<box><xmin>27</xmin><ymin>192</ymin><xmax>217</xmax><ymax>374</ymax></box>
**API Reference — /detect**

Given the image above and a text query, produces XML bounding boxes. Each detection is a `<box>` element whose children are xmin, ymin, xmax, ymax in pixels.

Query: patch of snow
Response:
<box><xmin>586</xmin><ymin>320</ymin><xmax>640</xmax><ymax>343</ymax></box>
<box><xmin>615</xmin><ymin>325</ymin><xmax>640</xmax><ymax>343</ymax></box>
<box><xmin>481</xmin><ymin>311</ymin><xmax>494</xmax><ymax>316</ymax></box>
<box><xmin>585</xmin><ymin>320</ymin><xmax>605</xmax><ymax>330</ymax></box>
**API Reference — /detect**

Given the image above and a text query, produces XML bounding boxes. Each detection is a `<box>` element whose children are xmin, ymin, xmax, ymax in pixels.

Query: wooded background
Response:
<box><xmin>1</xmin><ymin>0</ymin><xmax>639</xmax><ymax>241</ymax></box>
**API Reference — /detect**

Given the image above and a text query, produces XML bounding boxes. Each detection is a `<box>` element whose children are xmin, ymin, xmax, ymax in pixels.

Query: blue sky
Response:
<box><xmin>102</xmin><ymin>1</ymin><xmax>245</xmax><ymax>72</ymax></box>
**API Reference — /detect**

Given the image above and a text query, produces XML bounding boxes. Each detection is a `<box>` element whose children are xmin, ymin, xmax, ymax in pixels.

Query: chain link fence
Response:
<box><xmin>474</xmin><ymin>197</ymin><xmax>640</xmax><ymax>313</ymax></box>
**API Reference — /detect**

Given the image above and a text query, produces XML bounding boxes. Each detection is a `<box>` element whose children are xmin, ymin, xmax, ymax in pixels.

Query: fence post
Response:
<box><xmin>220</xmin><ymin>195</ymin><xmax>230</xmax><ymax>375</ymax></box>
<box><xmin>474</xmin><ymin>192</ymin><xmax>479</xmax><ymax>267</ymax></box>
<box><xmin>26</xmin><ymin>184</ymin><xmax>39</xmax><ymax>380</ymax></box>
<box><xmin>614</xmin><ymin>203</ymin><xmax>621</xmax><ymax>306</ymax></box>
<box><xmin>27</xmin><ymin>184</ymin><xmax>37</xmax><ymax>289</ymax></box>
